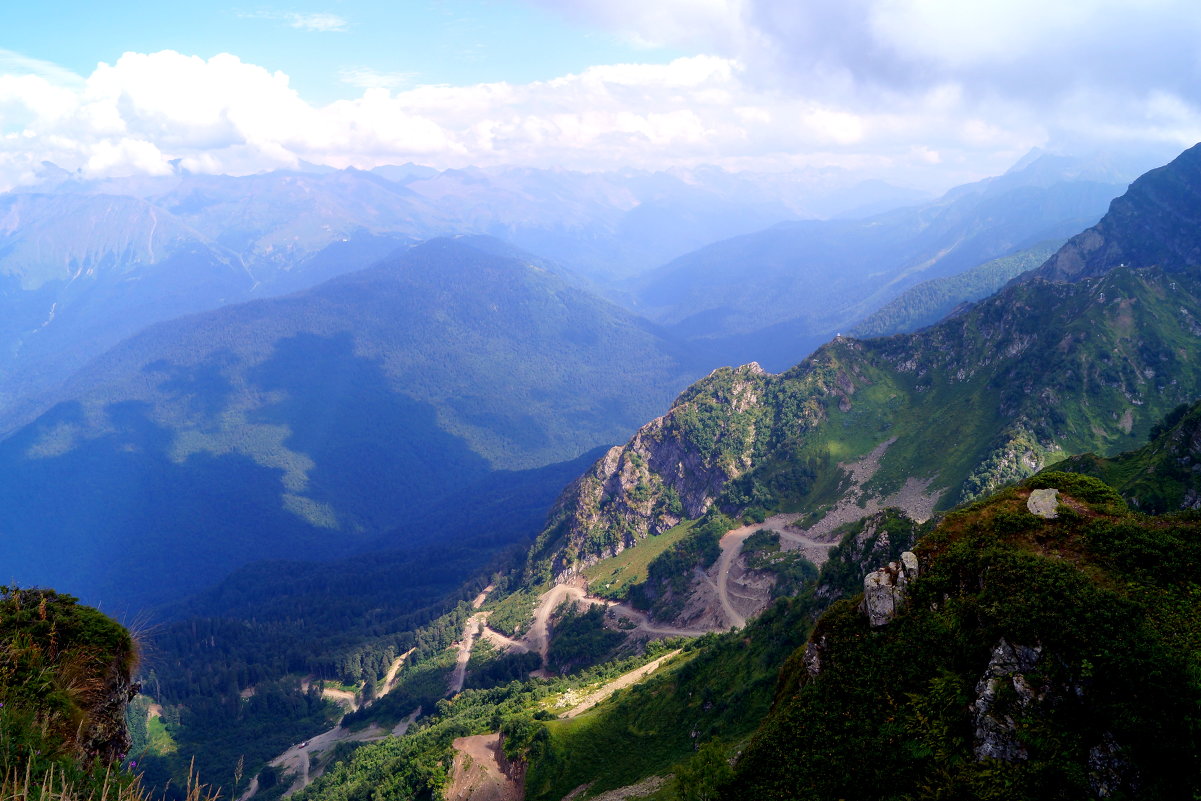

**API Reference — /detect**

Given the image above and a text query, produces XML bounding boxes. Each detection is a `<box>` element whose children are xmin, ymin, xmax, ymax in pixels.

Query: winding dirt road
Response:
<box><xmin>270</xmin><ymin>721</ymin><xmax>390</xmax><ymax>796</ymax></box>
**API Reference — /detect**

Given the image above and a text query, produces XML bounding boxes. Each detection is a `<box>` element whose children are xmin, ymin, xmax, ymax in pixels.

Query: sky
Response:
<box><xmin>1</xmin><ymin>0</ymin><xmax>1200</xmax><ymax>192</ymax></box>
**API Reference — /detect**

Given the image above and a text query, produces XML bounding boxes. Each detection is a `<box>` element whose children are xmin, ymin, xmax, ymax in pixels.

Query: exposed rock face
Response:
<box><xmin>861</xmin><ymin>551</ymin><xmax>919</xmax><ymax>628</ymax></box>
<box><xmin>1088</xmin><ymin>733</ymin><xmax>1138</xmax><ymax>798</ymax></box>
<box><xmin>1027</xmin><ymin>488</ymin><xmax>1060</xmax><ymax>518</ymax></box>
<box><xmin>539</xmin><ymin>363</ymin><xmax>780</xmax><ymax>576</ymax></box>
<box><xmin>79</xmin><ymin>666</ymin><xmax>140</xmax><ymax>763</ymax></box>
<box><xmin>971</xmin><ymin>638</ymin><xmax>1045</xmax><ymax>762</ymax></box>
<box><xmin>802</xmin><ymin>634</ymin><xmax>828</xmax><ymax>678</ymax></box>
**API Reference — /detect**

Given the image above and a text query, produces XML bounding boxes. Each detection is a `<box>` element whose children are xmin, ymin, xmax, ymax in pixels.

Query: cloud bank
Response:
<box><xmin>0</xmin><ymin>0</ymin><xmax>1198</xmax><ymax>191</ymax></box>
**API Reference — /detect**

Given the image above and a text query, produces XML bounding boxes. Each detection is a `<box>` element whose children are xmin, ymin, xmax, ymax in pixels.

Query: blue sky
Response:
<box><xmin>2</xmin><ymin>1</ymin><xmax>681</xmax><ymax>100</ymax></box>
<box><xmin>1</xmin><ymin>1</ymin><xmax>1199</xmax><ymax>190</ymax></box>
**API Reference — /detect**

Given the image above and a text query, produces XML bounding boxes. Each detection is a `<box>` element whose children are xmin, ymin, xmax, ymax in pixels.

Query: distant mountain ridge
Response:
<box><xmin>0</xmin><ymin>237</ymin><xmax>702</xmax><ymax>610</ymax></box>
<box><xmin>631</xmin><ymin>152</ymin><xmax>1132</xmax><ymax>369</ymax></box>
<box><xmin>1035</xmin><ymin>142</ymin><xmax>1201</xmax><ymax>282</ymax></box>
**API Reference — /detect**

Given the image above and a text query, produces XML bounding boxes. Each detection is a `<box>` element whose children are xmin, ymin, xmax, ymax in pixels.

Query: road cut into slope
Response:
<box><xmin>244</xmin><ymin>647</ymin><xmax>419</xmax><ymax>799</ymax></box>
<box><xmin>269</xmin><ymin>720</ymin><xmax>391</xmax><ymax>797</ymax></box>
<box><xmin>561</xmin><ymin>649</ymin><xmax>682</xmax><ymax>718</ymax></box>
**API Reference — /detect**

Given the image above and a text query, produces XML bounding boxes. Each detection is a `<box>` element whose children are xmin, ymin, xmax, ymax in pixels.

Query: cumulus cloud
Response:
<box><xmin>529</xmin><ymin>0</ymin><xmax>1201</xmax><ymax>151</ymax></box>
<box><xmin>0</xmin><ymin>0</ymin><xmax>1200</xmax><ymax>193</ymax></box>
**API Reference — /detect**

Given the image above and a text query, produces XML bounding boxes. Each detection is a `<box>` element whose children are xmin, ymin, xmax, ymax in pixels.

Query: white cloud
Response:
<box><xmin>1</xmin><ymin>0</ymin><xmax>1201</xmax><ymax>197</ymax></box>
<box><xmin>338</xmin><ymin>67</ymin><xmax>417</xmax><ymax>90</ymax></box>
<box><xmin>237</xmin><ymin>10</ymin><xmax>349</xmax><ymax>32</ymax></box>
<box><xmin>286</xmin><ymin>12</ymin><xmax>348</xmax><ymax>32</ymax></box>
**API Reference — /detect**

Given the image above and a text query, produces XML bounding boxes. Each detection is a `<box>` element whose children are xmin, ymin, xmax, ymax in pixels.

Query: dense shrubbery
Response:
<box><xmin>739</xmin><ymin>530</ymin><xmax>819</xmax><ymax>599</ymax></box>
<box><xmin>727</xmin><ymin>475</ymin><xmax>1201</xmax><ymax>799</ymax></box>
<box><xmin>545</xmin><ymin>606</ymin><xmax>626</xmax><ymax>674</ymax></box>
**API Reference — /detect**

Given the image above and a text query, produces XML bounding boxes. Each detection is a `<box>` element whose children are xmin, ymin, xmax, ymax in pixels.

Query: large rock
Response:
<box><xmin>972</xmin><ymin>638</ymin><xmax>1044</xmax><ymax>761</ymax></box>
<box><xmin>1027</xmin><ymin>488</ymin><xmax>1060</xmax><ymax>518</ymax></box>
<box><xmin>861</xmin><ymin>551</ymin><xmax>919</xmax><ymax>628</ymax></box>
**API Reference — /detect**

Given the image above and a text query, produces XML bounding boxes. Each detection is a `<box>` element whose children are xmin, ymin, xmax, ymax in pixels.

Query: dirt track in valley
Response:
<box><xmin>243</xmin><ymin>646</ymin><xmax>419</xmax><ymax>799</ymax></box>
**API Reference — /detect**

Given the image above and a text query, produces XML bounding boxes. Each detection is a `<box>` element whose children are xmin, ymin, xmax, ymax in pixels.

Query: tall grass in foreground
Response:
<box><xmin>0</xmin><ymin>759</ymin><xmax>218</xmax><ymax>801</ymax></box>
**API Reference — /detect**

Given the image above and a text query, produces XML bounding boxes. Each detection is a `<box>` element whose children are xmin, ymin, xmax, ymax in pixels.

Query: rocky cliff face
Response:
<box><xmin>1034</xmin><ymin>142</ymin><xmax>1201</xmax><ymax>283</ymax></box>
<box><xmin>530</xmin><ymin>361</ymin><xmax>799</xmax><ymax>576</ymax></box>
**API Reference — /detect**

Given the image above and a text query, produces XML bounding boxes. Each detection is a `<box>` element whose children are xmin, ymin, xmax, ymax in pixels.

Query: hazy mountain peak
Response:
<box><xmin>1033</xmin><ymin>140</ymin><xmax>1201</xmax><ymax>282</ymax></box>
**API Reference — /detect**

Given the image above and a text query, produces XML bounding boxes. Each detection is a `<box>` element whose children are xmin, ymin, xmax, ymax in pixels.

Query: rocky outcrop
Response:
<box><xmin>861</xmin><ymin>551</ymin><xmax>918</xmax><ymax>628</ymax></box>
<box><xmin>0</xmin><ymin>588</ymin><xmax>138</xmax><ymax>767</ymax></box>
<box><xmin>802</xmin><ymin>633</ymin><xmax>828</xmax><ymax>678</ymax></box>
<box><xmin>1088</xmin><ymin>733</ymin><xmax>1138</xmax><ymax>798</ymax></box>
<box><xmin>1026</xmin><ymin>488</ymin><xmax>1060</xmax><ymax>518</ymax></box>
<box><xmin>971</xmin><ymin>638</ymin><xmax>1045</xmax><ymax>762</ymax></box>
<box><xmin>79</xmin><ymin>662</ymin><xmax>140</xmax><ymax>763</ymax></box>
<box><xmin>539</xmin><ymin>363</ymin><xmax>778</xmax><ymax>576</ymax></box>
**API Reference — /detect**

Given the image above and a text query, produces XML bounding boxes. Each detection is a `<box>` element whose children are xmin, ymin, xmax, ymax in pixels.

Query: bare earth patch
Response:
<box><xmin>445</xmin><ymin>733</ymin><xmax>523</xmax><ymax>801</ymax></box>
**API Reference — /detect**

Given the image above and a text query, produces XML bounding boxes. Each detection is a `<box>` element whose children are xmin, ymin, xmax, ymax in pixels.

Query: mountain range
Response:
<box><xmin>0</xmin><ymin>236</ymin><xmax>701</xmax><ymax>610</ymax></box>
<box><xmin>10</xmin><ymin>143</ymin><xmax>1201</xmax><ymax>801</ymax></box>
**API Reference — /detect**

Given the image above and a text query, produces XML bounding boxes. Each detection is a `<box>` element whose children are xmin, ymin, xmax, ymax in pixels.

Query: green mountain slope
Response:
<box><xmin>1056</xmin><ymin>398</ymin><xmax>1201</xmax><ymax>513</ymax></box>
<box><xmin>532</xmin><ymin>263</ymin><xmax>1201</xmax><ymax>584</ymax></box>
<box><xmin>849</xmin><ymin>240</ymin><xmax>1062</xmax><ymax>337</ymax></box>
<box><xmin>0</xmin><ymin>237</ymin><xmax>701</xmax><ymax>610</ymax></box>
<box><xmin>525</xmin><ymin>145</ymin><xmax>1201</xmax><ymax>587</ymax></box>
<box><xmin>728</xmin><ymin>473</ymin><xmax>1201</xmax><ymax>799</ymax></box>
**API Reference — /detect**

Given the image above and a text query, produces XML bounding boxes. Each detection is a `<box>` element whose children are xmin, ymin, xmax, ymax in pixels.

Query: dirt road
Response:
<box><xmin>525</xmin><ymin>583</ymin><xmax>610</xmax><ymax>666</ymax></box>
<box><xmin>449</xmin><ymin>615</ymin><xmax>485</xmax><ymax>695</ymax></box>
<box><xmin>379</xmin><ymin>648</ymin><xmax>415</xmax><ymax>697</ymax></box>
<box><xmin>562</xmin><ymin>650</ymin><xmax>682</xmax><ymax>718</ymax></box>
<box><xmin>244</xmin><ymin>646</ymin><xmax>419</xmax><ymax>799</ymax></box>
<box><xmin>714</xmin><ymin>524</ymin><xmax>759</xmax><ymax>629</ymax></box>
<box><xmin>270</xmin><ymin>721</ymin><xmax>390</xmax><ymax>796</ymax></box>
<box><xmin>392</xmin><ymin>706</ymin><xmax>421</xmax><ymax>737</ymax></box>
<box><xmin>604</xmin><ymin>603</ymin><xmax>708</xmax><ymax>637</ymax></box>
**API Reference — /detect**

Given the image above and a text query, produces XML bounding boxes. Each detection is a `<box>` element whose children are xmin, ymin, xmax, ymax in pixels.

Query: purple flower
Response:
<box><xmin>128</xmin><ymin>761</ymin><xmax>137</xmax><ymax>770</ymax></box>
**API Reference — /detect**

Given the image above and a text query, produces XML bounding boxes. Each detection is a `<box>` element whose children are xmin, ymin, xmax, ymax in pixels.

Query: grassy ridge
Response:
<box><xmin>728</xmin><ymin>473</ymin><xmax>1201</xmax><ymax>799</ymax></box>
<box><xmin>849</xmin><ymin>241</ymin><xmax>1062</xmax><ymax>338</ymax></box>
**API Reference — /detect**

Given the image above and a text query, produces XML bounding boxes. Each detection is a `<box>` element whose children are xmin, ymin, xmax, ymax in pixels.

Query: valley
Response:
<box><xmin>5</xmin><ymin>7</ymin><xmax>1201</xmax><ymax>801</ymax></box>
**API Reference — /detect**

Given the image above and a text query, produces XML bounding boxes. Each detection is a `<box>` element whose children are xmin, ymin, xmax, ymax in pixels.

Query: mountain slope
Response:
<box><xmin>1056</xmin><ymin>398</ymin><xmax>1201</xmax><ymax>513</ymax></box>
<box><xmin>727</xmin><ymin>472</ymin><xmax>1201</xmax><ymax>799</ymax></box>
<box><xmin>533</xmin><ymin>264</ymin><xmax>1201</xmax><ymax>585</ymax></box>
<box><xmin>849</xmin><ymin>240</ymin><xmax>1062</xmax><ymax>338</ymax></box>
<box><xmin>632</xmin><ymin>154</ymin><xmax>1128</xmax><ymax>368</ymax></box>
<box><xmin>1036</xmin><ymin>142</ymin><xmax>1201</xmax><ymax>282</ymax></box>
<box><xmin>0</xmin><ymin>237</ymin><xmax>701</xmax><ymax>610</ymax></box>
<box><xmin>531</xmin><ymin>144</ymin><xmax>1201</xmax><ymax>592</ymax></box>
